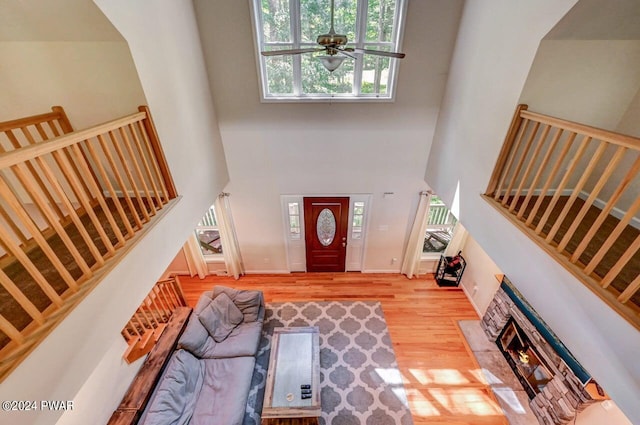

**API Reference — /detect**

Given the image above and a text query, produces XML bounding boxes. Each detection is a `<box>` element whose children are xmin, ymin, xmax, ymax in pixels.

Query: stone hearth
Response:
<box><xmin>481</xmin><ymin>278</ymin><xmax>599</xmax><ymax>425</ymax></box>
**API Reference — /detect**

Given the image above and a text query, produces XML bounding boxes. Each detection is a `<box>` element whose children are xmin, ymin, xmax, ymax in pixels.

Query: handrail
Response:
<box><xmin>484</xmin><ymin>104</ymin><xmax>640</xmax><ymax>330</ymax></box>
<box><xmin>0</xmin><ymin>105</ymin><xmax>178</xmax><ymax>381</ymax></box>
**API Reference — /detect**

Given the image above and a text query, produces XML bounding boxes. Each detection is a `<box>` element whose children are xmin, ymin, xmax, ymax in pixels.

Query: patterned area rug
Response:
<box><xmin>243</xmin><ymin>301</ymin><xmax>414</xmax><ymax>425</ymax></box>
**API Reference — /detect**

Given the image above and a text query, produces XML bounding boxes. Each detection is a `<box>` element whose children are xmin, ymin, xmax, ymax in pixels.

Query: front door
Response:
<box><xmin>304</xmin><ymin>197</ymin><xmax>349</xmax><ymax>272</ymax></box>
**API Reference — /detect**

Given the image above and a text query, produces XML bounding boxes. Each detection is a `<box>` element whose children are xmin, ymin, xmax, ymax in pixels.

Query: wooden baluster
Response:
<box><xmin>152</xmin><ymin>285</ymin><xmax>171</xmax><ymax>318</ymax></box>
<box><xmin>138</xmin><ymin>106</ymin><xmax>177</xmax><ymax>199</ymax></box>
<box><xmin>502</xmin><ymin>121</ymin><xmax>541</xmax><ymax>207</ymax></box>
<box><xmin>493</xmin><ymin>119</ymin><xmax>530</xmax><ymax>203</ymax></box>
<box><xmin>618</xmin><ymin>274</ymin><xmax>640</xmax><ymax>304</ymax></box>
<box><xmin>571</xmin><ymin>155</ymin><xmax>640</xmax><ymax>263</ymax></box>
<box><xmin>108</xmin><ymin>130</ymin><xmax>150</xmax><ymax>223</ymax></box>
<box><xmin>138</xmin><ymin>304</ymin><xmax>157</xmax><ymax>330</ymax></box>
<box><xmin>51</xmin><ymin>149</ymin><xmax>115</xmax><ymax>256</ymax></box>
<box><xmin>121</xmin><ymin>327</ymin><xmax>135</xmax><ymax>342</ymax></box>
<box><xmin>545</xmin><ymin>141</ymin><xmax>608</xmax><ymax>244</ymax></box>
<box><xmin>517</xmin><ymin>128</ymin><xmax>563</xmax><ymax>220</ymax></box>
<box><xmin>172</xmin><ymin>276</ymin><xmax>188</xmax><ymax>306</ymax></box>
<box><xmin>0</xmin><ymin>198</ymin><xmax>29</xmax><ymax>245</ymax></box>
<box><xmin>44</xmin><ymin>121</ymin><xmax>93</xmax><ymax>199</ymax></box>
<box><xmin>509</xmin><ymin>124</ymin><xmax>551</xmax><ymax>213</ymax></box>
<box><xmin>158</xmin><ymin>283</ymin><xmax>177</xmax><ymax>310</ymax></box>
<box><xmin>0</xmin><ymin>314</ymin><xmax>24</xmax><ymax>345</ymax></box>
<box><xmin>557</xmin><ymin>145</ymin><xmax>627</xmax><ymax>253</ymax></box>
<box><xmin>0</xmin><ymin>225</ymin><xmax>63</xmax><ymax>307</ymax></box>
<box><xmin>0</xmin><ymin>175</ymin><xmax>78</xmax><ymax>291</ymax></box>
<box><xmin>33</xmin><ymin>155</ymin><xmax>104</xmax><ymax>266</ymax></box>
<box><xmin>601</xmin><ymin>233</ymin><xmax>640</xmax><ymax>290</ymax></box>
<box><xmin>0</xmin><ymin>268</ymin><xmax>45</xmax><ymax>324</ymax></box>
<box><xmin>69</xmin><ymin>143</ymin><xmax>126</xmax><ymax>247</ymax></box>
<box><xmin>83</xmin><ymin>137</ymin><xmax>135</xmax><ymax>238</ymax></box>
<box><xmin>147</xmin><ymin>292</ymin><xmax>166</xmax><ymax>323</ymax></box>
<box><xmin>128</xmin><ymin>123</ymin><xmax>164</xmax><ymax>210</ymax></box>
<box><xmin>6</xmin><ymin>160</ymin><xmax>92</xmax><ymax>278</ymax></box>
<box><xmin>119</xmin><ymin>126</ymin><xmax>156</xmax><ymax>215</ymax></box>
<box><xmin>486</xmin><ymin>104</ymin><xmax>528</xmax><ymax>196</ymax></box>
<box><xmin>97</xmin><ymin>134</ymin><xmax>143</xmax><ymax>230</ymax></box>
<box><xmin>135</xmin><ymin>121</ymin><xmax>169</xmax><ymax>205</ymax></box>
<box><xmin>128</xmin><ymin>315</ymin><xmax>142</xmax><ymax>339</ymax></box>
<box><xmin>584</xmin><ymin>196</ymin><xmax>640</xmax><ymax>275</ymax></box>
<box><xmin>526</xmin><ymin>132</ymin><xmax>577</xmax><ymax>227</ymax></box>
<box><xmin>6</xmin><ymin>129</ymin><xmax>64</xmax><ymax>220</ymax></box>
<box><xmin>535</xmin><ymin>135</ymin><xmax>591</xmax><ymax>235</ymax></box>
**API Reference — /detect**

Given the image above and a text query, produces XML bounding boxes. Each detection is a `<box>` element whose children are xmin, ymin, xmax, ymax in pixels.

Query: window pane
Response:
<box><xmin>302</xmin><ymin>54</ymin><xmax>354</xmax><ymax>94</ymax></box>
<box><xmin>361</xmin><ymin>53</ymin><xmax>390</xmax><ymax>94</ymax></box>
<box><xmin>290</xmin><ymin>215</ymin><xmax>300</xmax><ymax>228</ymax></box>
<box><xmin>266</xmin><ymin>54</ymin><xmax>294</xmax><ymax>94</ymax></box>
<box><xmin>366</xmin><ymin>0</ymin><xmax>396</xmax><ymax>42</ymax></box>
<box><xmin>196</xmin><ymin>229</ymin><xmax>223</xmax><ymax>255</ymax></box>
<box><xmin>198</xmin><ymin>206</ymin><xmax>217</xmax><ymax>226</ymax></box>
<box><xmin>288</xmin><ymin>202</ymin><xmax>299</xmax><ymax>215</ymax></box>
<box><xmin>352</xmin><ymin>227</ymin><xmax>362</xmax><ymax>239</ymax></box>
<box><xmin>300</xmin><ymin>0</ymin><xmax>328</xmax><ymax>42</ymax></box>
<box><xmin>354</xmin><ymin>202</ymin><xmax>364</xmax><ymax>214</ymax></box>
<box><xmin>261</xmin><ymin>0</ymin><xmax>291</xmax><ymax>43</ymax></box>
<box><xmin>422</xmin><ymin>228</ymin><xmax>451</xmax><ymax>253</ymax></box>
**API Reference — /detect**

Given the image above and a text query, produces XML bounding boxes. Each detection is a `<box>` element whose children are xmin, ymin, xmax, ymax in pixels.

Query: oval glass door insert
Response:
<box><xmin>316</xmin><ymin>208</ymin><xmax>336</xmax><ymax>246</ymax></box>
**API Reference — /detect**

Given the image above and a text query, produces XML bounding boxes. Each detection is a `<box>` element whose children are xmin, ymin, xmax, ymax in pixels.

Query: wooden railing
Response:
<box><xmin>0</xmin><ymin>106</ymin><xmax>178</xmax><ymax>380</ymax></box>
<box><xmin>122</xmin><ymin>276</ymin><xmax>187</xmax><ymax>363</ymax></box>
<box><xmin>483</xmin><ymin>104</ymin><xmax>640</xmax><ymax>330</ymax></box>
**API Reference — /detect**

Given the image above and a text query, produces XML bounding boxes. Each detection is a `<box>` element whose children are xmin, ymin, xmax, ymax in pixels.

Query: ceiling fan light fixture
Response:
<box><xmin>318</xmin><ymin>55</ymin><xmax>345</xmax><ymax>72</ymax></box>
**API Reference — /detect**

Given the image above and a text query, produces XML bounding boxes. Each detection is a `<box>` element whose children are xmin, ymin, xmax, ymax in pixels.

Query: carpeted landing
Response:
<box><xmin>243</xmin><ymin>301</ymin><xmax>414</xmax><ymax>425</ymax></box>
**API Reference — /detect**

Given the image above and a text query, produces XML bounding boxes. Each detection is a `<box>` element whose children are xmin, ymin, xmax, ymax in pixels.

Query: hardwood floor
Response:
<box><xmin>178</xmin><ymin>272</ymin><xmax>508</xmax><ymax>425</ymax></box>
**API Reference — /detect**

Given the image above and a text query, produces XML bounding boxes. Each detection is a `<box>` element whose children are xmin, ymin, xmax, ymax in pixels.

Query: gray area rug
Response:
<box><xmin>243</xmin><ymin>301</ymin><xmax>414</xmax><ymax>425</ymax></box>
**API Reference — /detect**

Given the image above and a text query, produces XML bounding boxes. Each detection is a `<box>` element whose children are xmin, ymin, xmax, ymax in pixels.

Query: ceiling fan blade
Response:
<box><xmin>261</xmin><ymin>48</ymin><xmax>324</xmax><ymax>56</ymax></box>
<box><xmin>354</xmin><ymin>48</ymin><xmax>406</xmax><ymax>59</ymax></box>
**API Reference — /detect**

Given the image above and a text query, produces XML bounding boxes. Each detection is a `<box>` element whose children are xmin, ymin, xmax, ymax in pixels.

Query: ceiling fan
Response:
<box><xmin>261</xmin><ymin>0</ymin><xmax>405</xmax><ymax>72</ymax></box>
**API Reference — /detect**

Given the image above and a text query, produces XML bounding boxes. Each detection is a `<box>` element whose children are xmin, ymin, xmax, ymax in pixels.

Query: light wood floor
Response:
<box><xmin>178</xmin><ymin>272</ymin><xmax>508</xmax><ymax>425</ymax></box>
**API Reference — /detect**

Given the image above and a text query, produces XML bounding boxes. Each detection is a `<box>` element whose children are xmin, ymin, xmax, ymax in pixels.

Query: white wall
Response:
<box><xmin>576</xmin><ymin>401</ymin><xmax>633</xmax><ymax>425</ymax></box>
<box><xmin>425</xmin><ymin>0</ymin><xmax>640</xmax><ymax>423</ymax></box>
<box><xmin>458</xmin><ymin>234</ymin><xmax>503</xmax><ymax>316</ymax></box>
<box><xmin>193</xmin><ymin>0</ymin><xmax>464</xmax><ymax>273</ymax></box>
<box><xmin>0</xmin><ymin>1</ymin><xmax>229</xmax><ymax>424</ymax></box>
<box><xmin>0</xmin><ymin>42</ymin><xmax>146</xmax><ymax>128</ymax></box>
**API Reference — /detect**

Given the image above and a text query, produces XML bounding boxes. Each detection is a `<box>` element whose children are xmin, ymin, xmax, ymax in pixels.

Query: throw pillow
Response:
<box><xmin>198</xmin><ymin>293</ymin><xmax>244</xmax><ymax>342</ymax></box>
<box><xmin>177</xmin><ymin>315</ymin><xmax>209</xmax><ymax>358</ymax></box>
<box><xmin>212</xmin><ymin>286</ymin><xmax>263</xmax><ymax>322</ymax></box>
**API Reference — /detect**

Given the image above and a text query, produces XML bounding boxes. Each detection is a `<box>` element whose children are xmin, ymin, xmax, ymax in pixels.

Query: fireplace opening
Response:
<box><xmin>497</xmin><ymin>318</ymin><xmax>553</xmax><ymax>399</ymax></box>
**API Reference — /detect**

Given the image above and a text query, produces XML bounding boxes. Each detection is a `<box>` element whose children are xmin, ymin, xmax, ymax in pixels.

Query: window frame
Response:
<box><xmin>250</xmin><ymin>0</ymin><xmax>408</xmax><ymax>102</ymax></box>
<box><xmin>195</xmin><ymin>205</ymin><xmax>224</xmax><ymax>263</ymax></box>
<box><xmin>421</xmin><ymin>197</ymin><xmax>458</xmax><ymax>260</ymax></box>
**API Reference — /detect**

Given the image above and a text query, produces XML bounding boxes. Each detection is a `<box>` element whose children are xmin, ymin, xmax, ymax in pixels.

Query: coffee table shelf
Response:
<box><xmin>261</xmin><ymin>326</ymin><xmax>320</xmax><ymax>425</ymax></box>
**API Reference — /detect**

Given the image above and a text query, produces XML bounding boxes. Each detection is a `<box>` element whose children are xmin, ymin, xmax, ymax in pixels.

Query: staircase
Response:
<box><xmin>122</xmin><ymin>276</ymin><xmax>187</xmax><ymax>363</ymax></box>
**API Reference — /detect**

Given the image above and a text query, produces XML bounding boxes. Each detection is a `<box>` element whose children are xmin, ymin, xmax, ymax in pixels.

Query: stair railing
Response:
<box><xmin>0</xmin><ymin>106</ymin><xmax>178</xmax><ymax>380</ymax></box>
<box><xmin>483</xmin><ymin>104</ymin><xmax>640</xmax><ymax>330</ymax></box>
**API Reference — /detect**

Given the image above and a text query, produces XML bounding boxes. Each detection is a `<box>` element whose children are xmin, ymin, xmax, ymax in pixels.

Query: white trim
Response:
<box><xmin>250</xmin><ymin>0</ymin><xmax>407</xmax><ymax>102</ymax></box>
<box><xmin>578</xmin><ymin>191</ymin><xmax>640</xmax><ymax>230</ymax></box>
<box><xmin>245</xmin><ymin>269</ymin><xmax>292</xmax><ymax>274</ymax></box>
<box><xmin>361</xmin><ymin>269</ymin><xmax>400</xmax><ymax>273</ymax></box>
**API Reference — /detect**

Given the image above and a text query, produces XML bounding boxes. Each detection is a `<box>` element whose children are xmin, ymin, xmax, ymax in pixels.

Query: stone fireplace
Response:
<box><xmin>482</xmin><ymin>277</ymin><xmax>605</xmax><ymax>424</ymax></box>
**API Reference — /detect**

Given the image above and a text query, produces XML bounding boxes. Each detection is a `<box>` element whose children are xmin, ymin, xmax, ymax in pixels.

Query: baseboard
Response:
<box><xmin>244</xmin><ymin>270</ymin><xmax>291</xmax><ymax>274</ymax></box>
<box><xmin>361</xmin><ymin>269</ymin><xmax>400</xmax><ymax>274</ymax></box>
<box><xmin>578</xmin><ymin>191</ymin><xmax>640</xmax><ymax>230</ymax></box>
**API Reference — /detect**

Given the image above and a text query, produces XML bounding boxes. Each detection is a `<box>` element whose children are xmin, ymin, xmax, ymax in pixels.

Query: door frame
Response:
<box><xmin>281</xmin><ymin>193</ymin><xmax>371</xmax><ymax>272</ymax></box>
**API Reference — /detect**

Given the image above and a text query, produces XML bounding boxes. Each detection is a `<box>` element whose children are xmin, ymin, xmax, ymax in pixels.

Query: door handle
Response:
<box><xmin>342</xmin><ymin>242</ymin><xmax>346</xmax><ymax>248</ymax></box>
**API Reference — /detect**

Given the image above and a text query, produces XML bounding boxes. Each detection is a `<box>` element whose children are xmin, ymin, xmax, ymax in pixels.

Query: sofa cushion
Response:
<box><xmin>177</xmin><ymin>315</ymin><xmax>214</xmax><ymax>358</ymax></box>
<box><xmin>198</xmin><ymin>293</ymin><xmax>244</xmax><ymax>342</ymax></box>
<box><xmin>209</xmin><ymin>321</ymin><xmax>264</xmax><ymax>358</ymax></box>
<box><xmin>213</xmin><ymin>286</ymin><xmax>264</xmax><ymax>322</ymax></box>
<box><xmin>190</xmin><ymin>356</ymin><xmax>256</xmax><ymax>425</ymax></box>
<box><xmin>139</xmin><ymin>350</ymin><xmax>204</xmax><ymax>425</ymax></box>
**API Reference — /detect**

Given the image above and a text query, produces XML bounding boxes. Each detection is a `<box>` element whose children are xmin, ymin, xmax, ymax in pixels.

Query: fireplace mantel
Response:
<box><xmin>482</xmin><ymin>277</ymin><xmax>605</xmax><ymax>424</ymax></box>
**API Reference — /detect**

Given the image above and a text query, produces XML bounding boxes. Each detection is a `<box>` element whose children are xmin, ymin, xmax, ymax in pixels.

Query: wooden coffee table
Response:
<box><xmin>261</xmin><ymin>326</ymin><xmax>321</xmax><ymax>425</ymax></box>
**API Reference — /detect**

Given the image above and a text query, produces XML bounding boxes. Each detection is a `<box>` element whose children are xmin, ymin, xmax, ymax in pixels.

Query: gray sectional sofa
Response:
<box><xmin>137</xmin><ymin>286</ymin><xmax>265</xmax><ymax>425</ymax></box>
